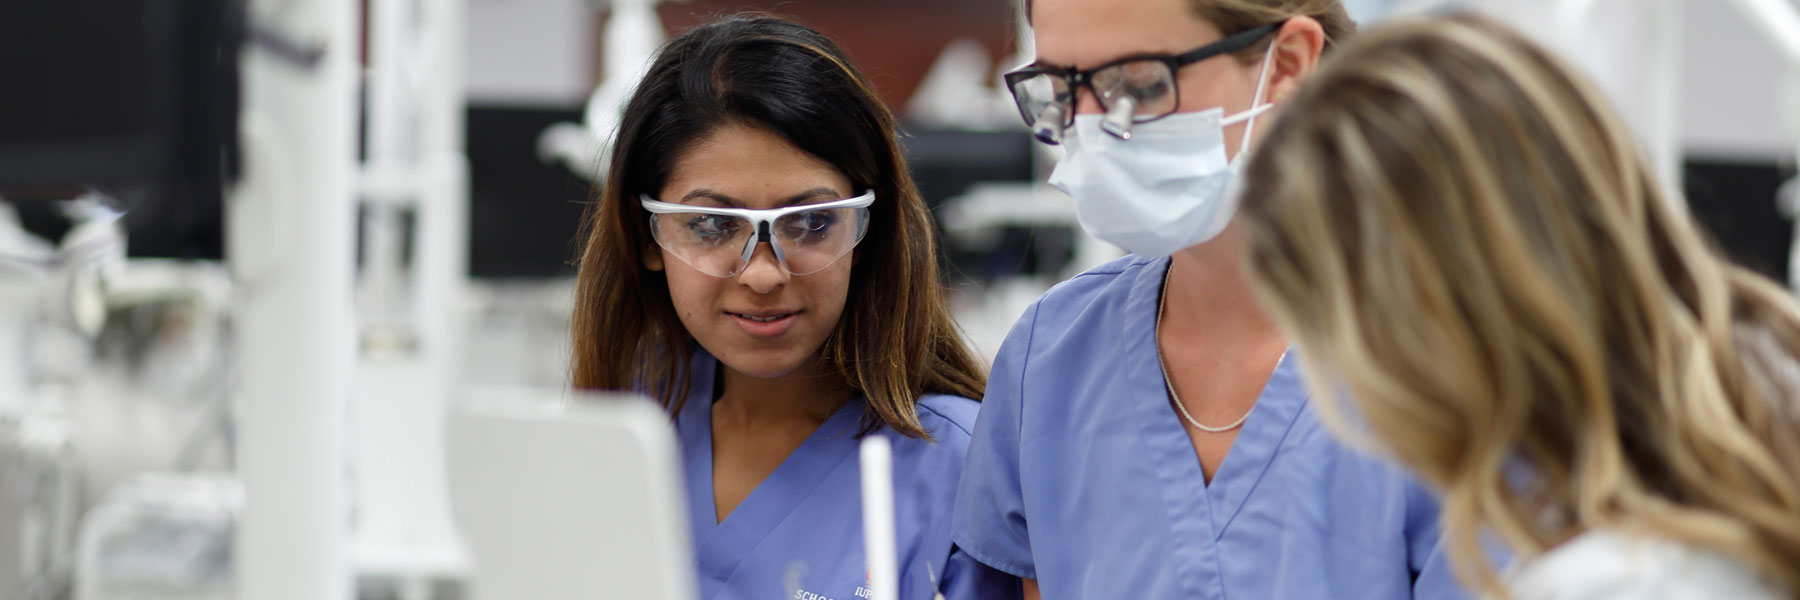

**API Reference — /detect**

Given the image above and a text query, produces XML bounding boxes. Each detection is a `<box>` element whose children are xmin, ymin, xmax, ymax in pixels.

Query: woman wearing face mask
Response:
<box><xmin>571</xmin><ymin>15</ymin><xmax>1020</xmax><ymax>600</ymax></box>
<box><xmin>1240</xmin><ymin>14</ymin><xmax>1800</xmax><ymax>599</ymax></box>
<box><xmin>952</xmin><ymin>1</ymin><xmax>1469</xmax><ymax>598</ymax></box>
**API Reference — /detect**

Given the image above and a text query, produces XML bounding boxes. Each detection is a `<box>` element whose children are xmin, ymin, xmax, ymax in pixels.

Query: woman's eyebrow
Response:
<box><xmin>674</xmin><ymin>187</ymin><xmax>843</xmax><ymax>208</ymax></box>
<box><xmin>677</xmin><ymin>189</ymin><xmax>742</xmax><ymax>207</ymax></box>
<box><xmin>780</xmin><ymin>187</ymin><xmax>845</xmax><ymax>207</ymax></box>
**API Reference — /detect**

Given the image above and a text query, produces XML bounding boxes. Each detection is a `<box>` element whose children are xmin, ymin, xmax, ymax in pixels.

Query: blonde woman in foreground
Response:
<box><xmin>1238</xmin><ymin>13</ymin><xmax>1800</xmax><ymax>600</ymax></box>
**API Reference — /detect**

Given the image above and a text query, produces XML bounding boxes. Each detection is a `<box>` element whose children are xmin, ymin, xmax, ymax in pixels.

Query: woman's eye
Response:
<box><xmin>1127</xmin><ymin>79</ymin><xmax>1171</xmax><ymax>101</ymax></box>
<box><xmin>686</xmin><ymin>215</ymin><xmax>739</xmax><ymax>241</ymax></box>
<box><xmin>783</xmin><ymin>212</ymin><xmax>838</xmax><ymax>242</ymax></box>
<box><xmin>803</xmin><ymin>212</ymin><xmax>836</xmax><ymax>231</ymax></box>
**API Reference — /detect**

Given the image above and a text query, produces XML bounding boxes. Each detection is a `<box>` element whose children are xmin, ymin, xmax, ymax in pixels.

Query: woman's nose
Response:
<box><xmin>1073</xmin><ymin>87</ymin><xmax>1104</xmax><ymax>115</ymax></box>
<box><xmin>735</xmin><ymin>242</ymin><xmax>788</xmax><ymax>294</ymax></box>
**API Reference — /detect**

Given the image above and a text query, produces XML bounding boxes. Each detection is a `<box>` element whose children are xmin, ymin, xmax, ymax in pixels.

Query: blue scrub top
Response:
<box><xmin>952</xmin><ymin>255</ymin><xmax>1470</xmax><ymax>599</ymax></box>
<box><xmin>674</xmin><ymin>350</ymin><xmax>1021</xmax><ymax>600</ymax></box>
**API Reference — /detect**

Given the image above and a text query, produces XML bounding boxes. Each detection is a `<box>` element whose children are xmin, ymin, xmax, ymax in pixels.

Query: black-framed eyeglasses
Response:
<box><xmin>1003</xmin><ymin>20</ymin><xmax>1286</xmax><ymax>144</ymax></box>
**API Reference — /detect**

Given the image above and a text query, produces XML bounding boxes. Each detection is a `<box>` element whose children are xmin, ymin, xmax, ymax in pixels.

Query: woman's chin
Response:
<box><xmin>715</xmin><ymin>351</ymin><xmax>811</xmax><ymax>381</ymax></box>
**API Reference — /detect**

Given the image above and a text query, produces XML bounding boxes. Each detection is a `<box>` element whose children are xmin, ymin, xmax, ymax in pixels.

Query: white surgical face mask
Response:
<box><xmin>1048</xmin><ymin>44</ymin><xmax>1277</xmax><ymax>257</ymax></box>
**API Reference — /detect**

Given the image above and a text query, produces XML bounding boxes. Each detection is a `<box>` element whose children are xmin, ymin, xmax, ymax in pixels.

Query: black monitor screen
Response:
<box><xmin>0</xmin><ymin>0</ymin><xmax>178</xmax><ymax>185</ymax></box>
<box><xmin>0</xmin><ymin>0</ymin><xmax>240</xmax><ymax>259</ymax></box>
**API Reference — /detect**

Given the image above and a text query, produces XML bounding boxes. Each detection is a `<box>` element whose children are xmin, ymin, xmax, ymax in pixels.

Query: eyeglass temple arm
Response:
<box><xmin>1172</xmin><ymin>20</ymin><xmax>1287</xmax><ymax>67</ymax></box>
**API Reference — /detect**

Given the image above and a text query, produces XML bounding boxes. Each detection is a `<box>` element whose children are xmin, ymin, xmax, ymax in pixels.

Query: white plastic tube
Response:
<box><xmin>859</xmin><ymin>435</ymin><xmax>897</xmax><ymax>600</ymax></box>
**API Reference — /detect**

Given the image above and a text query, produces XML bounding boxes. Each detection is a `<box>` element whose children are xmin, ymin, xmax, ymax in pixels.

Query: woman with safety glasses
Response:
<box><xmin>952</xmin><ymin>1</ymin><xmax>1471</xmax><ymax>598</ymax></box>
<box><xmin>570</xmin><ymin>15</ymin><xmax>1019</xmax><ymax>600</ymax></box>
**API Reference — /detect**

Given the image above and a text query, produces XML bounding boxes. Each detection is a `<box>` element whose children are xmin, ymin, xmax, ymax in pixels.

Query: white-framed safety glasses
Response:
<box><xmin>639</xmin><ymin>190</ymin><xmax>876</xmax><ymax>277</ymax></box>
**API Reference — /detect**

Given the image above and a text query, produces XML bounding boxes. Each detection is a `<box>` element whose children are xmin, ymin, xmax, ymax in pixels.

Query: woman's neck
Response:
<box><xmin>1164</xmin><ymin>222</ymin><xmax>1284</xmax><ymax>342</ymax></box>
<box><xmin>713</xmin><ymin>358</ymin><xmax>848</xmax><ymax>426</ymax></box>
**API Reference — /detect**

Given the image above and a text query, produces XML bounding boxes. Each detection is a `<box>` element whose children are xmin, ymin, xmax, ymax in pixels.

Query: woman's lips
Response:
<box><xmin>727</xmin><ymin>310</ymin><xmax>800</xmax><ymax>338</ymax></box>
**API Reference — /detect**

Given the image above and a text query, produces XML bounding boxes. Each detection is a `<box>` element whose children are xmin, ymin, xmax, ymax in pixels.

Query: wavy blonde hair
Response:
<box><xmin>1182</xmin><ymin>0</ymin><xmax>1355</xmax><ymax>56</ymax></box>
<box><xmin>1024</xmin><ymin>0</ymin><xmax>1356</xmax><ymax>54</ymax></box>
<box><xmin>1239</xmin><ymin>13</ymin><xmax>1800</xmax><ymax>597</ymax></box>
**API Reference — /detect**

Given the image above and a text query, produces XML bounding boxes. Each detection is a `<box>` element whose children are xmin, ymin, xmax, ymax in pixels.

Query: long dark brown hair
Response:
<box><xmin>570</xmin><ymin>14</ymin><xmax>985</xmax><ymax>439</ymax></box>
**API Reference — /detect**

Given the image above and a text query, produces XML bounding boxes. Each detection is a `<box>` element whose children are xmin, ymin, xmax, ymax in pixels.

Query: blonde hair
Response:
<box><xmin>1023</xmin><ymin>0</ymin><xmax>1356</xmax><ymax>55</ymax></box>
<box><xmin>1182</xmin><ymin>0</ymin><xmax>1356</xmax><ymax>57</ymax></box>
<box><xmin>1240</xmin><ymin>13</ymin><xmax>1800</xmax><ymax>598</ymax></box>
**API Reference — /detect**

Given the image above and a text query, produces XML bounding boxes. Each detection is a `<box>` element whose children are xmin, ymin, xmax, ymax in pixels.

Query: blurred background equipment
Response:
<box><xmin>74</xmin><ymin>474</ymin><xmax>242</xmax><ymax>600</ymax></box>
<box><xmin>0</xmin><ymin>409</ymin><xmax>81</xmax><ymax>600</ymax></box>
<box><xmin>1364</xmin><ymin>0</ymin><xmax>1800</xmax><ymax>284</ymax></box>
<box><xmin>2</xmin><ymin>0</ymin><xmax>248</xmax><ymax>596</ymax></box>
<box><xmin>0</xmin><ymin>0</ymin><xmax>1796</xmax><ymax>598</ymax></box>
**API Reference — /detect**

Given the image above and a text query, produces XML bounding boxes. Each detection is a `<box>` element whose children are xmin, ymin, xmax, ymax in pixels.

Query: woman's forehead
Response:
<box><xmin>1030</xmin><ymin>0</ymin><xmax>1223</xmax><ymax>69</ymax></box>
<box><xmin>659</xmin><ymin>124</ymin><xmax>853</xmax><ymax>208</ymax></box>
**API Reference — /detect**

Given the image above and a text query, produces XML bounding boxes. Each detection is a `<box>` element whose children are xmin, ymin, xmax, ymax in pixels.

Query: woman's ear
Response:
<box><xmin>643</xmin><ymin>247</ymin><xmax>665</xmax><ymax>271</ymax></box>
<box><xmin>1264</xmin><ymin>16</ymin><xmax>1327</xmax><ymax>105</ymax></box>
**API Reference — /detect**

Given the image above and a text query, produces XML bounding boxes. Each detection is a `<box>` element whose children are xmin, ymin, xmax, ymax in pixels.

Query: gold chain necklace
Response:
<box><xmin>1156</xmin><ymin>266</ymin><xmax>1253</xmax><ymax>433</ymax></box>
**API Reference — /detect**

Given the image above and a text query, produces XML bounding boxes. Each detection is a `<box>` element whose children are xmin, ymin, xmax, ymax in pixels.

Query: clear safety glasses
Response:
<box><xmin>1003</xmin><ymin>21</ymin><xmax>1284</xmax><ymax>144</ymax></box>
<box><xmin>640</xmin><ymin>191</ymin><xmax>876</xmax><ymax>278</ymax></box>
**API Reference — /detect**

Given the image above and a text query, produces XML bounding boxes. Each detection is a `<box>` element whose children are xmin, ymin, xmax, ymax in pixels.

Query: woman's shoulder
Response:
<box><xmin>996</xmin><ymin>254</ymin><xmax>1163</xmax><ymax>358</ymax></box>
<box><xmin>1035</xmin><ymin>254</ymin><xmax>1161</xmax><ymax>310</ymax></box>
<box><xmin>1508</xmin><ymin>529</ymin><xmax>1788</xmax><ymax>600</ymax></box>
<box><xmin>912</xmin><ymin>394</ymin><xmax>980</xmax><ymax>445</ymax></box>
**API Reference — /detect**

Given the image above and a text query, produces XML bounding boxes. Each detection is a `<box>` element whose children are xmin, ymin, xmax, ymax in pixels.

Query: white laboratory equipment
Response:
<box><xmin>351</xmin><ymin>0</ymin><xmax>474</xmax><ymax>594</ymax></box>
<box><xmin>0</xmin><ymin>196</ymin><xmax>158</xmax><ymax>600</ymax></box>
<box><xmin>446</xmin><ymin>389</ymin><xmax>695</xmax><ymax>600</ymax></box>
<box><xmin>74</xmin><ymin>474</ymin><xmax>243</xmax><ymax>600</ymax></box>
<box><xmin>537</xmin><ymin>0</ymin><xmax>686</xmax><ymax>181</ymax></box>
<box><xmin>70</xmin><ymin>261</ymin><xmax>235</xmax><ymax>505</ymax></box>
<box><xmin>908</xmin><ymin>38</ymin><xmax>1023</xmax><ymax>130</ymax></box>
<box><xmin>231</xmin><ymin>0</ymin><xmax>360</xmax><ymax>597</ymax></box>
<box><xmin>0</xmin><ymin>410</ymin><xmax>80</xmax><ymax>600</ymax></box>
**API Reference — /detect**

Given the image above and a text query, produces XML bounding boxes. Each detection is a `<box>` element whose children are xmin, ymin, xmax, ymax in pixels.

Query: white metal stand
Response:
<box><xmin>353</xmin><ymin>0</ymin><xmax>472</xmax><ymax>593</ymax></box>
<box><xmin>229</xmin><ymin>0</ymin><xmax>360</xmax><ymax>597</ymax></box>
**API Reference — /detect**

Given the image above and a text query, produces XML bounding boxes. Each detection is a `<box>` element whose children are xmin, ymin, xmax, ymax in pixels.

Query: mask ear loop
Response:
<box><xmin>1224</xmin><ymin>36</ymin><xmax>1281</xmax><ymax>158</ymax></box>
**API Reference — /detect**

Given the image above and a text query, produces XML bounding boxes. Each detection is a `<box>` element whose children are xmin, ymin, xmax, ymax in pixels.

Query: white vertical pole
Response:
<box><xmin>1646</xmin><ymin>0</ymin><xmax>1684</xmax><ymax>200</ymax></box>
<box><xmin>351</xmin><ymin>0</ymin><xmax>470</xmax><ymax>579</ymax></box>
<box><xmin>859</xmin><ymin>436</ymin><xmax>897</xmax><ymax>600</ymax></box>
<box><xmin>230</xmin><ymin>0</ymin><xmax>358</xmax><ymax>596</ymax></box>
<box><xmin>414</xmin><ymin>0</ymin><xmax>470</xmax><ymax>403</ymax></box>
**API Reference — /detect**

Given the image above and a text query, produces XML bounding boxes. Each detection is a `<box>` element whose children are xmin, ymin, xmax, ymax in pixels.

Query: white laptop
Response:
<box><xmin>448</xmin><ymin>388</ymin><xmax>695</xmax><ymax>600</ymax></box>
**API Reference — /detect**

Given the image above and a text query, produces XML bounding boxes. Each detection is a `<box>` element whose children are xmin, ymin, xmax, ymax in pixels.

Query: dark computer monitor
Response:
<box><xmin>0</xmin><ymin>0</ymin><xmax>242</xmax><ymax>258</ymax></box>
